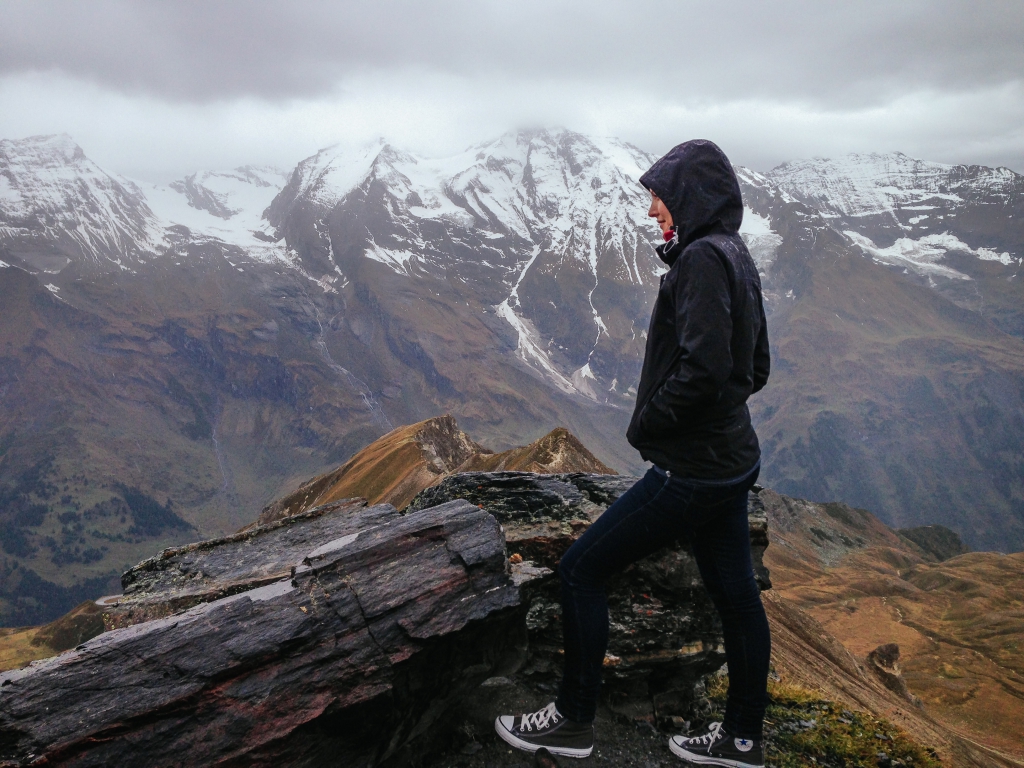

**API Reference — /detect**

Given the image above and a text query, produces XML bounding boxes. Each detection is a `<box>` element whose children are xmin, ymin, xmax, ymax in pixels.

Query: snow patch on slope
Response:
<box><xmin>142</xmin><ymin>165</ymin><xmax>290</xmax><ymax>263</ymax></box>
<box><xmin>496</xmin><ymin>299</ymin><xmax>576</xmax><ymax>395</ymax></box>
<box><xmin>768</xmin><ymin>153</ymin><xmax>968</xmax><ymax>218</ymax></box>
<box><xmin>740</xmin><ymin>207</ymin><xmax>783</xmax><ymax>271</ymax></box>
<box><xmin>842</xmin><ymin>230</ymin><xmax>1003</xmax><ymax>279</ymax></box>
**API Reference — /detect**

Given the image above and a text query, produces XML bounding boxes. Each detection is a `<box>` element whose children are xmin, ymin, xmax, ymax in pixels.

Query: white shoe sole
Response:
<box><xmin>668</xmin><ymin>739</ymin><xmax>763</xmax><ymax>768</ymax></box>
<box><xmin>494</xmin><ymin>717</ymin><xmax>594</xmax><ymax>758</ymax></box>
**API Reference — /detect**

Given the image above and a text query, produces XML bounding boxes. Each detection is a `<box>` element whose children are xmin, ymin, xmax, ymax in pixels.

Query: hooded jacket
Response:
<box><xmin>626</xmin><ymin>140</ymin><xmax>770</xmax><ymax>479</ymax></box>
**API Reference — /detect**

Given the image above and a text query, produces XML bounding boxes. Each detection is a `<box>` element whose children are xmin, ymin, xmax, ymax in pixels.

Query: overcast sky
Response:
<box><xmin>1</xmin><ymin>0</ymin><xmax>1022</xmax><ymax>181</ymax></box>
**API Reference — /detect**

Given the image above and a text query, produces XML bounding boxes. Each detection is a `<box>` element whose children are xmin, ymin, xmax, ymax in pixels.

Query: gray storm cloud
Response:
<box><xmin>1</xmin><ymin>0</ymin><xmax>1022</xmax><ymax>178</ymax></box>
<box><xmin>3</xmin><ymin>0</ymin><xmax>1022</xmax><ymax>104</ymax></box>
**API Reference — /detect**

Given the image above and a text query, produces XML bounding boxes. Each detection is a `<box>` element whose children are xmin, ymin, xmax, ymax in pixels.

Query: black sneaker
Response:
<box><xmin>494</xmin><ymin>702</ymin><xmax>594</xmax><ymax>758</ymax></box>
<box><xmin>669</xmin><ymin>721</ymin><xmax>764</xmax><ymax>767</ymax></box>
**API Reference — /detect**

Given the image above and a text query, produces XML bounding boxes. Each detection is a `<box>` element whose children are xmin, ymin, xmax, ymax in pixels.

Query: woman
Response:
<box><xmin>495</xmin><ymin>140</ymin><xmax>772</xmax><ymax>768</ymax></box>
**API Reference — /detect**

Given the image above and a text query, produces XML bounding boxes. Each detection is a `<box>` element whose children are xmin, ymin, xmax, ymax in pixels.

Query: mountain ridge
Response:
<box><xmin>255</xmin><ymin>415</ymin><xmax>615</xmax><ymax>523</ymax></box>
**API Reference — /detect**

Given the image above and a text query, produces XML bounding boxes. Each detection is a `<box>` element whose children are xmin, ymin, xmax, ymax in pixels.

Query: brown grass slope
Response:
<box><xmin>0</xmin><ymin>600</ymin><xmax>103</xmax><ymax>672</ymax></box>
<box><xmin>256</xmin><ymin>415</ymin><xmax>488</xmax><ymax>522</ymax></box>
<box><xmin>454</xmin><ymin>426</ymin><xmax>615</xmax><ymax>475</ymax></box>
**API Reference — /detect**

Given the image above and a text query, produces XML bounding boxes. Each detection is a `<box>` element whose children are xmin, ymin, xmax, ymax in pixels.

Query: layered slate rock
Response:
<box><xmin>108</xmin><ymin>497</ymin><xmax>371</xmax><ymax>628</ymax></box>
<box><xmin>0</xmin><ymin>501</ymin><xmax>526</xmax><ymax>767</ymax></box>
<box><xmin>409</xmin><ymin>472</ymin><xmax>770</xmax><ymax>723</ymax></box>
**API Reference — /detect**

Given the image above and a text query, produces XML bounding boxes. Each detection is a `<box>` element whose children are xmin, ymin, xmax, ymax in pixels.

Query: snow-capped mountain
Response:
<box><xmin>767</xmin><ymin>152</ymin><xmax>1024</xmax><ymax>280</ymax></box>
<box><xmin>0</xmin><ymin>130</ymin><xmax>786</xmax><ymax>405</ymax></box>
<box><xmin>266</xmin><ymin>130</ymin><xmax>785</xmax><ymax>401</ymax></box>
<box><xmin>0</xmin><ymin>134</ymin><xmax>162</xmax><ymax>271</ymax></box>
<box><xmin>268</xmin><ymin>130</ymin><xmax>672</xmax><ymax>401</ymax></box>
<box><xmin>0</xmin><ymin>134</ymin><xmax>294</xmax><ymax>271</ymax></box>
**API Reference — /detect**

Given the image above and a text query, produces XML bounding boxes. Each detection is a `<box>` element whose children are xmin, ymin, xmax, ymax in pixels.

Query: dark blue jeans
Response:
<box><xmin>554</xmin><ymin>465</ymin><xmax>770</xmax><ymax>739</ymax></box>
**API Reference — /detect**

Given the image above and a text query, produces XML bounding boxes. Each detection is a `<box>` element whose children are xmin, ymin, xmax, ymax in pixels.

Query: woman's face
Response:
<box><xmin>648</xmin><ymin>191</ymin><xmax>674</xmax><ymax>234</ymax></box>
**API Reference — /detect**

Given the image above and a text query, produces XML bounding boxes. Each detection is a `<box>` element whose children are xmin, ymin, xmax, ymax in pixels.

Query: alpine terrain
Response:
<box><xmin>1</xmin><ymin>130</ymin><xmax>1022</xmax><ymax>624</ymax></box>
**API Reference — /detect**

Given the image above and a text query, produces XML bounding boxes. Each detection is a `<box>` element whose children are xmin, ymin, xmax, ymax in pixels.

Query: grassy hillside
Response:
<box><xmin>762</xmin><ymin>488</ymin><xmax>1024</xmax><ymax>764</ymax></box>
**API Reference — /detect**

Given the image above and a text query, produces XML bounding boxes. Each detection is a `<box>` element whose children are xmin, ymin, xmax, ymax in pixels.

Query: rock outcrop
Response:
<box><xmin>409</xmin><ymin>471</ymin><xmax>770</xmax><ymax>724</ymax></box>
<box><xmin>867</xmin><ymin>643</ymin><xmax>920</xmax><ymax>705</ymax></box>
<box><xmin>0</xmin><ymin>469</ymin><xmax>775</xmax><ymax>764</ymax></box>
<box><xmin>897</xmin><ymin>525</ymin><xmax>971</xmax><ymax>562</ymax></box>
<box><xmin>0</xmin><ymin>500</ymin><xmax>526</xmax><ymax>767</ymax></box>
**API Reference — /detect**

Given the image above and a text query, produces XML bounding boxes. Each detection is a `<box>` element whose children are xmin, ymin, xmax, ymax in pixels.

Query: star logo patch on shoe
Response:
<box><xmin>735</xmin><ymin>737</ymin><xmax>753</xmax><ymax>752</ymax></box>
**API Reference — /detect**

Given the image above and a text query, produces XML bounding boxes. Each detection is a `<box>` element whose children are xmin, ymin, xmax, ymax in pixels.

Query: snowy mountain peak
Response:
<box><xmin>278</xmin><ymin>139</ymin><xmax>389</xmax><ymax>212</ymax></box>
<box><xmin>0</xmin><ymin>134</ymin><xmax>162</xmax><ymax>270</ymax></box>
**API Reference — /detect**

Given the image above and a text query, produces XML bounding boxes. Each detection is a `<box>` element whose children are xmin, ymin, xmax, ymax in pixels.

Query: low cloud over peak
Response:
<box><xmin>1</xmin><ymin>1</ymin><xmax>1022</xmax><ymax>179</ymax></box>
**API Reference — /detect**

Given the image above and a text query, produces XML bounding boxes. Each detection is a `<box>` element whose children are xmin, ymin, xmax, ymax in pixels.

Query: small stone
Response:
<box><xmin>480</xmin><ymin>676</ymin><xmax>512</xmax><ymax>687</ymax></box>
<box><xmin>460</xmin><ymin>741</ymin><xmax>483</xmax><ymax>755</ymax></box>
<box><xmin>877</xmin><ymin>752</ymin><xmax>891</xmax><ymax>768</ymax></box>
<box><xmin>668</xmin><ymin>716</ymin><xmax>689</xmax><ymax>731</ymax></box>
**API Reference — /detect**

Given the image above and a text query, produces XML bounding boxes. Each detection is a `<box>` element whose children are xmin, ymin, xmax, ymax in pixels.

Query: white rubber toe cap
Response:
<box><xmin>497</xmin><ymin>715</ymin><xmax>516</xmax><ymax>732</ymax></box>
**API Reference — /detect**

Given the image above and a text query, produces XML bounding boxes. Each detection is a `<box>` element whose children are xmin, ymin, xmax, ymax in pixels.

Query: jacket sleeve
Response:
<box><xmin>752</xmin><ymin>295</ymin><xmax>770</xmax><ymax>394</ymax></box>
<box><xmin>638</xmin><ymin>242</ymin><xmax>733</xmax><ymax>436</ymax></box>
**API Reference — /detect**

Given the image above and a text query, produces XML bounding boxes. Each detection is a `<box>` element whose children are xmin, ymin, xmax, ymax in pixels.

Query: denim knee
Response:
<box><xmin>558</xmin><ymin>543</ymin><xmax>601</xmax><ymax>594</ymax></box>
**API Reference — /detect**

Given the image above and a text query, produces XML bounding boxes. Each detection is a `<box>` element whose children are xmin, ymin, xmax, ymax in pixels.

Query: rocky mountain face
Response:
<box><xmin>1</xmin><ymin>130</ymin><xmax>1023</xmax><ymax>625</ymax></box>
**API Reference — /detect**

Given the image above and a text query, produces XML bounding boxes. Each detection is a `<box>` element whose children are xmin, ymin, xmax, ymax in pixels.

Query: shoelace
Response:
<box><xmin>689</xmin><ymin>721</ymin><xmax>724</xmax><ymax>745</ymax></box>
<box><xmin>519</xmin><ymin>702</ymin><xmax>562</xmax><ymax>732</ymax></box>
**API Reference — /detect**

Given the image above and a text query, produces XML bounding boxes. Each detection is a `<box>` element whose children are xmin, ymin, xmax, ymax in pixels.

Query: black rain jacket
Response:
<box><xmin>626</xmin><ymin>140</ymin><xmax>770</xmax><ymax>479</ymax></box>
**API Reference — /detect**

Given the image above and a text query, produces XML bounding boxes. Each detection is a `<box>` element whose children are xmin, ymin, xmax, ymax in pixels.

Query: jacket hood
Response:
<box><xmin>639</xmin><ymin>140</ymin><xmax>744</xmax><ymax>250</ymax></box>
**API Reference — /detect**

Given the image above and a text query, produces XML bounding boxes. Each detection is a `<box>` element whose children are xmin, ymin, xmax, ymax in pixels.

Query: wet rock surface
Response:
<box><xmin>108</xmin><ymin>497</ymin><xmax>371</xmax><ymax>628</ymax></box>
<box><xmin>0</xmin><ymin>501</ymin><xmax>525</xmax><ymax>767</ymax></box>
<box><xmin>409</xmin><ymin>472</ymin><xmax>771</xmax><ymax>726</ymax></box>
